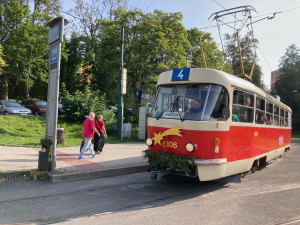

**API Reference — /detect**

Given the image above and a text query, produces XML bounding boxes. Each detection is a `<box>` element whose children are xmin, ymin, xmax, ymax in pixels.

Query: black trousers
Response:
<box><xmin>94</xmin><ymin>132</ymin><xmax>105</xmax><ymax>152</ymax></box>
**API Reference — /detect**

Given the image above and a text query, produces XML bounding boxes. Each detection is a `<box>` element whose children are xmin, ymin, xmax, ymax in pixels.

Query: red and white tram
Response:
<box><xmin>145</xmin><ymin>68</ymin><xmax>292</xmax><ymax>181</ymax></box>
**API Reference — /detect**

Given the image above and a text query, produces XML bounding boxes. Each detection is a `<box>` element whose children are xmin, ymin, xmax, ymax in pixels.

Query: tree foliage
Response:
<box><xmin>0</xmin><ymin>44</ymin><xmax>5</xmax><ymax>73</ymax></box>
<box><xmin>187</xmin><ymin>28</ymin><xmax>232</xmax><ymax>73</ymax></box>
<box><xmin>0</xmin><ymin>1</ymin><xmax>273</xmax><ymax>130</ymax></box>
<box><xmin>224</xmin><ymin>32</ymin><xmax>264</xmax><ymax>89</ymax></box>
<box><xmin>274</xmin><ymin>44</ymin><xmax>300</xmax><ymax>132</ymax></box>
<box><xmin>0</xmin><ymin>0</ymin><xmax>61</xmax><ymax>100</ymax></box>
<box><xmin>63</xmin><ymin>87</ymin><xmax>117</xmax><ymax>133</ymax></box>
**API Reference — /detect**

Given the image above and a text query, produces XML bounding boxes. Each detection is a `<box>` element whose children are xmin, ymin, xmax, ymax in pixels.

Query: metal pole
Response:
<box><xmin>117</xmin><ymin>26</ymin><xmax>124</xmax><ymax>140</ymax></box>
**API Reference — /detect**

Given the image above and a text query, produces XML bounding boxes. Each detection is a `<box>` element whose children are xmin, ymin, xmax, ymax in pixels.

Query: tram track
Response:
<box><xmin>0</xmin><ymin>176</ymin><xmax>222</xmax><ymax>224</ymax></box>
<box><xmin>0</xmin><ymin>178</ymin><xmax>151</xmax><ymax>204</ymax></box>
<box><xmin>39</xmin><ymin>181</ymin><xmax>222</xmax><ymax>225</ymax></box>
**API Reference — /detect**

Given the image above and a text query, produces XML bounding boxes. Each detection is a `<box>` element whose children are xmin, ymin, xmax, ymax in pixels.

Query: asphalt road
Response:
<box><xmin>0</xmin><ymin>143</ymin><xmax>300</xmax><ymax>225</ymax></box>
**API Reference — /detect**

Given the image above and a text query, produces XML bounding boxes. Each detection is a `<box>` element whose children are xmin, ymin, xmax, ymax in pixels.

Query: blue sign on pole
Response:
<box><xmin>135</xmin><ymin>88</ymin><xmax>139</xmax><ymax>98</ymax></box>
<box><xmin>171</xmin><ymin>68</ymin><xmax>190</xmax><ymax>81</ymax></box>
<box><xmin>50</xmin><ymin>45</ymin><xmax>58</xmax><ymax>64</ymax></box>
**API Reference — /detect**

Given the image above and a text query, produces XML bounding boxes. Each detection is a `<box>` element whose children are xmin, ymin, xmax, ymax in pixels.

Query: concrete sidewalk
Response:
<box><xmin>0</xmin><ymin>142</ymin><xmax>149</xmax><ymax>183</ymax></box>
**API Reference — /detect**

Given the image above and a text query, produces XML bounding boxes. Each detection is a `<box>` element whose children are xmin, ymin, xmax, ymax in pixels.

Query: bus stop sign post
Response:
<box><xmin>38</xmin><ymin>17</ymin><xmax>68</xmax><ymax>172</ymax></box>
<box><xmin>117</xmin><ymin>26</ymin><xmax>125</xmax><ymax>140</ymax></box>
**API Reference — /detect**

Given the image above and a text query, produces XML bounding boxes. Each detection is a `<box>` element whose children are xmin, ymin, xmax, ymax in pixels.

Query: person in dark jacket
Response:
<box><xmin>94</xmin><ymin>115</ymin><xmax>107</xmax><ymax>154</ymax></box>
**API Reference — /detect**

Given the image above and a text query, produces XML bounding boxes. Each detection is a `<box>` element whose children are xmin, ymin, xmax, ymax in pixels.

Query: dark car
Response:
<box><xmin>0</xmin><ymin>100</ymin><xmax>31</xmax><ymax>115</ymax></box>
<box><xmin>22</xmin><ymin>100</ymin><xmax>47</xmax><ymax>115</ymax></box>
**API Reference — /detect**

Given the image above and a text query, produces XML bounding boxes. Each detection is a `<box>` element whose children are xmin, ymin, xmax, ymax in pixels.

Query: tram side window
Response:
<box><xmin>266</xmin><ymin>101</ymin><xmax>273</xmax><ymax>125</ymax></box>
<box><xmin>255</xmin><ymin>97</ymin><xmax>265</xmax><ymax>124</ymax></box>
<box><xmin>280</xmin><ymin>108</ymin><xmax>284</xmax><ymax>126</ymax></box>
<box><xmin>232</xmin><ymin>90</ymin><xmax>254</xmax><ymax>123</ymax></box>
<box><xmin>274</xmin><ymin>106</ymin><xmax>279</xmax><ymax>126</ymax></box>
<box><xmin>288</xmin><ymin>112</ymin><xmax>292</xmax><ymax>127</ymax></box>
<box><xmin>285</xmin><ymin>111</ymin><xmax>288</xmax><ymax>127</ymax></box>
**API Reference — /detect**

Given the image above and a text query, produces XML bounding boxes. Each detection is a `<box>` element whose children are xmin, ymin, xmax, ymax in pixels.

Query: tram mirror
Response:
<box><xmin>222</xmin><ymin>107</ymin><xmax>230</xmax><ymax>120</ymax></box>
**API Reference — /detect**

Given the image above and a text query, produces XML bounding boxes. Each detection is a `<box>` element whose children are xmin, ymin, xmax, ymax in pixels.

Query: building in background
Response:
<box><xmin>271</xmin><ymin>69</ymin><xmax>281</xmax><ymax>90</ymax></box>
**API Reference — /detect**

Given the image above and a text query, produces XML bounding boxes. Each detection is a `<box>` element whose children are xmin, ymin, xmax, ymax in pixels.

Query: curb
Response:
<box><xmin>49</xmin><ymin>165</ymin><xmax>150</xmax><ymax>183</ymax></box>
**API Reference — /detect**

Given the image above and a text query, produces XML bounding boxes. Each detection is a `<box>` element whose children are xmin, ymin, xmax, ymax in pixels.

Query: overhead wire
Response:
<box><xmin>145</xmin><ymin>0</ymin><xmax>154</xmax><ymax>13</ymax></box>
<box><xmin>200</xmin><ymin>5</ymin><xmax>300</xmax><ymax>30</ymax></box>
<box><xmin>209</xmin><ymin>0</ymin><xmax>258</xmax><ymax>80</ymax></box>
<box><xmin>257</xmin><ymin>46</ymin><xmax>273</xmax><ymax>71</ymax></box>
<box><xmin>210</xmin><ymin>0</ymin><xmax>278</xmax><ymax>84</ymax></box>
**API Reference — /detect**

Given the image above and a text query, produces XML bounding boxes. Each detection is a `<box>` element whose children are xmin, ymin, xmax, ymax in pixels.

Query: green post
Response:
<box><xmin>117</xmin><ymin>26</ymin><xmax>124</xmax><ymax>140</ymax></box>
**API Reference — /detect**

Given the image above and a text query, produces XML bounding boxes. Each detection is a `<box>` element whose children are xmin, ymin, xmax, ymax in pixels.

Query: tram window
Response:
<box><xmin>233</xmin><ymin>90</ymin><xmax>245</xmax><ymax>105</ymax></box>
<box><xmin>280</xmin><ymin>116</ymin><xmax>284</xmax><ymax>126</ymax></box>
<box><xmin>232</xmin><ymin>90</ymin><xmax>254</xmax><ymax>123</ymax></box>
<box><xmin>233</xmin><ymin>105</ymin><xmax>253</xmax><ymax>123</ymax></box>
<box><xmin>265</xmin><ymin>102</ymin><xmax>273</xmax><ymax>125</ymax></box>
<box><xmin>285</xmin><ymin>111</ymin><xmax>288</xmax><ymax>127</ymax></box>
<box><xmin>288</xmin><ymin>112</ymin><xmax>292</xmax><ymax>127</ymax></box>
<box><xmin>274</xmin><ymin>106</ymin><xmax>279</xmax><ymax>115</ymax></box>
<box><xmin>279</xmin><ymin>108</ymin><xmax>284</xmax><ymax>126</ymax></box>
<box><xmin>266</xmin><ymin>101</ymin><xmax>273</xmax><ymax>113</ymax></box>
<box><xmin>255</xmin><ymin>110</ymin><xmax>265</xmax><ymax>124</ymax></box>
<box><xmin>256</xmin><ymin>97</ymin><xmax>265</xmax><ymax>111</ymax></box>
<box><xmin>208</xmin><ymin>86</ymin><xmax>229</xmax><ymax>120</ymax></box>
<box><xmin>273</xmin><ymin>115</ymin><xmax>279</xmax><ymax>126</ymax></box>
<box><xmin>280</xmin><ymin>109</ymin><xmax>284</xmax><ymax>117</ymax></box>
<box><xmin>273</xmin><ymin>106</ymin><xmax>279</xmax><ymax>126</ymax></box>
<box><xmin>150</xmin><ymin>84</ymin><xmax>229</xmax><ymax>121</ymax></box>
<box><xmin>266</xmin><ymin>113</ymin><xmax>273</xmax><ymax>125</ymax></box>
<box><xmin>245</xmin><ymin>93</ymin><xmax>254</xmax><ymax>107</ymax></box>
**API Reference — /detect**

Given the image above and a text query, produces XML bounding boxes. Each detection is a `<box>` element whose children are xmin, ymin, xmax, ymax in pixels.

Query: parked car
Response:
<box><xmin>0</xmin><ymin>100</ymin><xmax>31</xmax><ymax>115</ymax></box>
<box><xmin>22</xmin><ymin>100</ymin><xmax>47</xmax><ymax>115</ymax></box>
<box><xmin>108</xmin><ymin>105</ymin><xmax>117</xmax><ymax>112</ymax></box>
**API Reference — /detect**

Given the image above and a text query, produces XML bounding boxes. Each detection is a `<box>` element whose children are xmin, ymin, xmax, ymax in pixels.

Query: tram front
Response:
<box><xmin>145</xmin><ymin>68</ymin><xmax>232</xmax><ymax>181</ymax></box>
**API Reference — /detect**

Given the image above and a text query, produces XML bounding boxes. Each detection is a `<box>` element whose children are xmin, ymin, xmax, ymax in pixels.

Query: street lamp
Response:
<box><xmin>189</xmin><ymin>45</ymin><xmax>200</xmax><ymax>68</ymax></box>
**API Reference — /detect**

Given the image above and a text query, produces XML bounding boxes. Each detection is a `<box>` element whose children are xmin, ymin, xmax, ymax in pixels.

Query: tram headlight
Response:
<box><xmin>186</xmin><ymin>143</ymin><xmax>195</xmax><ymax>153</ymax></box>
<box><xmin>146</xmin><ymin>138</ymin><xmax>153</xmax><ymax>146</ymax></box>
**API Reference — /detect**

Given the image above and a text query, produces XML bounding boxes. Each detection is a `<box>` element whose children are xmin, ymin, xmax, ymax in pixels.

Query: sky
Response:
<box><xmin>61</xmin><ymin>0</ymin><xmax>300</xmax><ymax>89</ymax></box>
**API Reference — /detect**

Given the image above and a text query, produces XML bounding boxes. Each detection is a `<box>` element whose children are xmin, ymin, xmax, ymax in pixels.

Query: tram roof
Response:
<box><xmin>157</xmin><ymin>68</ymin><xmax>291</xmax><ymax>111</ymax></box>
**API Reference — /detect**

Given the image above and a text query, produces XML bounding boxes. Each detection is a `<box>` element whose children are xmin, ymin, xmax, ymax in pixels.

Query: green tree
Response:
<box><xmin>0</xmin><ymin>44</ymin><xmax>6</xmax><ymax>99</ymax></box>
<box><xmin>187</xmin><ymin>28</ymin><xmax>232</xmax><ymax>73</ymax></box>
<box><xmin>224</xmin><ymin>32</ymin><xmax>264</xmax><ymax>89</ymax></box>
<box><xmin>0</xmin><ymin>0</ymin><xmax>61</xmax><ymax>100</ymax></box>
<box><xmin>65</xmin><ymin>0</ymin><xmax>128</xmax><ymax>101</ymax></box>
<box><xmin>274</xmin><ymin>44</ymin><xmax>300</xmax><ymax>132</ymax></box>
<box><xmin>0</xmin><ymin>0</ymin><xmax>28</xmax><ymax>100</ymax></box>
<box><xmin>0</xmin><ymin>44</ymin><xmax>5</xmax><ymax>73</ymax></box>
<box><xmin>94</xmin><ymin>8</ymin><xmax>190</xmax><ymax>107</ymax></box>
<box><xmin>60</xmin><ymin>33</ymin><xmax>85</xmax><ymax>95</ymax></box>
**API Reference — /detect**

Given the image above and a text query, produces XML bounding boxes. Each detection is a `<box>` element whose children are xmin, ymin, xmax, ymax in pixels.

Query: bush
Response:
<box><xmin>101</xmin><ymin>109</ymin><xmax>117</xmax><ymax>135</ymax></box>
<box><xmin>62</xmin><ymin>87</ymin><xmax>117</xmax><ymax>134</ymax></box>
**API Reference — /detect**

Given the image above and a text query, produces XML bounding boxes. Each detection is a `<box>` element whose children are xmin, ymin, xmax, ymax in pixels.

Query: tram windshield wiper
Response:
<box><xmin>155</xmin><ymin>110</ymin><xmax>165</xmax><ymax>120</ymax></box>
<box><xmin>170</xmin><ymin>96</ymin><xmax>184</xmax><ymax>122</ymax></box>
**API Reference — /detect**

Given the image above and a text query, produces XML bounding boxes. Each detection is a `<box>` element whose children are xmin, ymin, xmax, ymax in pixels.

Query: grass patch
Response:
<box><xmin>0</xmin><ymin>115</ymin><xmax>139</xmax><ymax>147</ymax></box>
<box><xmin>0</xmin><ymin>172</ymin><xmax>5</xmax><ymax>180</ymax></box>
<box><xmin>292</xmin><ymin>133</ymin><xmax>300</xmax><ymax>139</ymax></box>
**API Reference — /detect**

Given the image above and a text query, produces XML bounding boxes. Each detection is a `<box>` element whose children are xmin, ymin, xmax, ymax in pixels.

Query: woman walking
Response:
<box><xmin>94</xmin><ymin>115</ymin><xmax>107</xmax><ymax>154</ymax></box>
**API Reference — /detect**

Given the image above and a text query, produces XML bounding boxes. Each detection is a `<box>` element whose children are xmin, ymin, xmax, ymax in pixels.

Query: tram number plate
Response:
<box><xmin>162</xmin><ymin>140</ymin><xmax>178</xmax><ymax>149</ymax></box>
<box><xmin>163</xmin><ymin>111</ymin><xmax>184</xmax><ymax>119</ymax></box>
<box><xmin>172</xmin><ymin>68</ymin><xmax>190</xmax><ymax>81</ymax></box>
<box><xmin>278</xmin><ymin>136</ymin><xmax>284</xmax><ymax>146</ymax></box>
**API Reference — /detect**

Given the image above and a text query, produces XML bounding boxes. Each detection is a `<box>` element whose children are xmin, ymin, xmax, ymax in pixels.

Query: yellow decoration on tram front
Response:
<box><xmin>152</xmin><ymin>127</ymin><xmax>182</xmax><ymax>146</ymax></box>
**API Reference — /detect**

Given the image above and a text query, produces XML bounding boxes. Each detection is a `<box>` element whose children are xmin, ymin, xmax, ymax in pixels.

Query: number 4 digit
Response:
<box><xmin>178</xmin><ymin>69</ymin><xmax>184</xmax><ymax>79</ymax></box>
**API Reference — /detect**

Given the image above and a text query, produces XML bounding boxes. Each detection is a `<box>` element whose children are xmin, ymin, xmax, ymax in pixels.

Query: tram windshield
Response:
<box><xmin>150</xmin><ymin>84</ymin><xmax>229</xmax><ymax>121</ymax></box>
